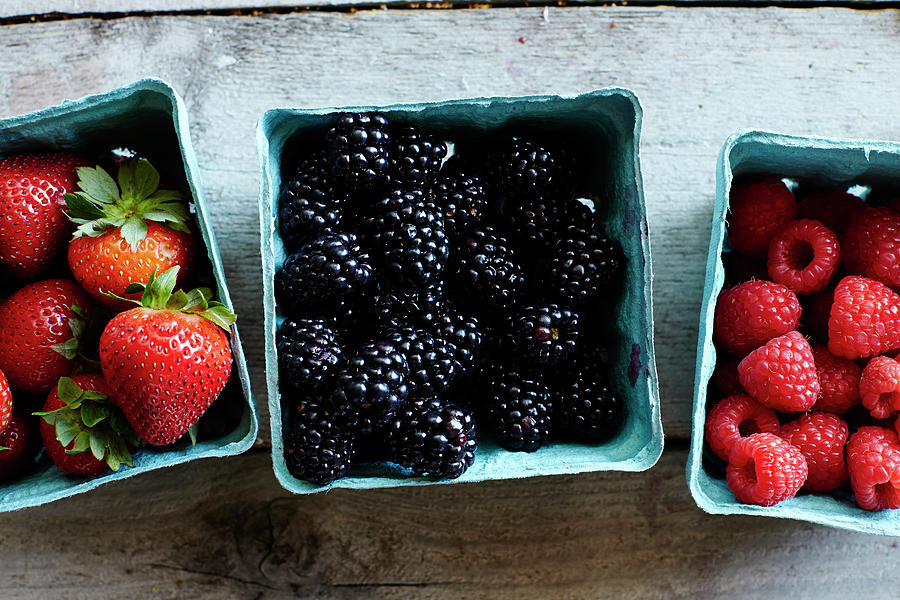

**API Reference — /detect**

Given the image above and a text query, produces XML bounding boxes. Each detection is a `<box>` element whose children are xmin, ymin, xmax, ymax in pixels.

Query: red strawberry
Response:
<box><xmin>66</xmin><ymin>159</ymin><xmax>194</xmax><ymax>311</ymax></box>
<box><xmin>727</xmin><ymin>176</ymin><xmax>796</xmax><ymax>258</ymax></box>
<box><xmin>0</xmin><ymin>153</ymin><xmax>91</xmax><ymax>278</ymax></box>
<box><xmin>0</xmin><ymin>410</ymin><xmax>39</xmax><ymax>482</ymax></box>
<box><xmin>35</xmin><ymin>375</ymin><xmax>140</xmax><ymax>475</ymax></box>
<box><xmin>99</xmin><ymin>267</ymin><xmax>235</xmax><ymax>446</ymax></box>
<box><xmin>828</xmin><ymin>276</ymin><xmax>900</xmax><ymax>360</ymax></box>
<box><xmin>738</xmin><ymin>331</ymin><xmax>819</xmax><ymax>412</ymax></box>
<box><xmin>0</xmin><ymin>279</ymin><xmax>93</xmax><ymax>395</ymax></box>
<box><xmin>0</xmin><ymin>369</ymin><xmax>10</xmax><ymax>434</ymax></box>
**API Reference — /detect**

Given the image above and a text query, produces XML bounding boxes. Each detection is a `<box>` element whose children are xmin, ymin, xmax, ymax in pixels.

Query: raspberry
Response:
<box><xmin>713</xmin><ymin>280</ymin><xmax>801</xmax><ymax>356</ymax></box>
<box><xmin>804</xmin><ymin>285</ymin><xmax>835</xmax><ymax>342</ymax></box>
<box><xmin>828</xmin><ymin>276</ymin><xmax>900</xmax><ymax>359</ymax></box>
<box><xmin>766</xmin><ymin>219</ymin><xmax>840</xmax><ymax>295</ymax></box>
<box><xmin>705</xmin><ymin>394</ymin><xmax>779</xmax><ymax>461</ymax></box>
<box><xmin>846</xmin><ymin>426</ymin><xmax>900</xmax><ymax>510</ymax></box>
<box><xmin>842</xmin><ymin>207</ymin><xmax>900</xmax><ymax>289</ymax></box>
<box><xmin>778</xmin><ymin>412</ymin><xmax>848</xmax><ymax>492</ymax></box>
<box><xmin>727</xmin><ymin>176</ymin><xmax>796</xmax><ymax>258</ymax></box>
<box><xmin>797</xmin><ymin>189</ymin><xmax>867</xmax><ymax>237</ymax></box>
<box><xmin>738</xmin><ymin>331</ymin><xmax>819</xmax><ymax>412</ymax></box>
<box><xmin>811</xmin><ymin>345</ymin><xmax>860</xmax><ymax>414</ymax></box>
<box><xmin>859</xmin><ymin>355</ymin><xmax>900</xmax><ymax>419</ymax></box>
<box><xmin>726</xmin><ymin>433</ymin><xmax>807</xmax><ymax>506</ymax></box>
<box><xmin>708</xmin><ymin>355</ymin><xmax>743</xmax><ymax>399</ymax></box>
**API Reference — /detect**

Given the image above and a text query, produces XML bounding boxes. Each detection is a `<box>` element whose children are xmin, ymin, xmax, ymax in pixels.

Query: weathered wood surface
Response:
<box><xmin>1</xmin><ymin>7</ymin><xmax>900</xmax><ymax>597</ymax></box>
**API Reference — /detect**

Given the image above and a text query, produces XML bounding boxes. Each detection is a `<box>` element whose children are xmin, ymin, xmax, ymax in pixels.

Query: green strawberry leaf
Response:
<box><xmin>123</xmin><ymin>283</ymin><xmax>145</xmax><ymax>294</ymax></box>
<box><xmin>55</xmin><ymin>420</ymin><xmax>80</xmax><ymax>447</ymax></box>
<box><xmin>200</xmin><ymin>304</ymin><xmax>237</xmax><ymax>329</ymax></box>
<box><xmin>89</xmin><ymin>431</ymin><xmax>106</xmax><ymax>460</ymax></box>
<box><xmin>71</xmin><ymin>304</ymin><xmax>87</xmax><ymax>319</ymax></box>
<box><xmin>188</xmin><ymin>423</ymin><xmax>198</xmax><ymax>447</ymax></box>
<box><xmin>118</xmin><ymin>159</ymin><xmax>161</xmax><ymax>203</ymax></box>
<box><xmin>0</xmin><ymin>446</ymin><xmax>10</xmax><ymax>452</ymax></box>
<box><xmin>50</xmin><ymin>338</ymin><xmax>79</xmax><ymax>360</ymax></box>
<box><xmin>64</xmin><ymin>192</ymin><xmax>106</xmax><ymax>221</ymax></box>
<box><xmin>120</xmin><ymin>216</ymin><xmax>149</xmax><ymax>251</ymax></box>
<box><xmin>76</xmin><ymin>166</ymin><xmax>120</xmax><ymax>205</ymax></box>
<box><xmin>57</xmin><ymin>377</ymin><xmax>83</xmax><ymax>404</ymax></box>
<box><xmin>68</xmin><ymin>430</ymin><xmax>91</xmax><ymax>454</ymax></box>
<box><xmin>81</xmin><ymin>403</ymin><xmax>108</xmax><ymax>428</ymax></box>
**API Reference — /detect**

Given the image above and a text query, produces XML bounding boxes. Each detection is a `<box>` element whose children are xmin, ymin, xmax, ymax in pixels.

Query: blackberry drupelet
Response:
<box><xmin>279</xmin><ymin>151</ymin><xmax>348</xmax><ymax>249</ymax></box>
<box><xmin>372</xmin><ymin>283</ymin><xmax>447</xmax><ymax>331</ymax></box>
<box><xmin>277</xmin><ymin>318</ymin><xmax>343</xmax><ymax>392</ymax></box>
<box><xmin>284</xmin><ymin>398</ymin><xmax>355</xmax><ymax>485</ymax></box>
<box><xmin>437</xmin><ymin>309</ymin><xmax>484</xmax><ymax>374</ymax></box>
<box><xmin>452</xmin><ymin>227</ymin><xmax>526</xmax><ymax>314</ymax></box>
<box><xmin>276</xmin><ymin>232</ymin><xmax>373</xmax><ymax>314</ymax></box>
<box><xmin>500</xmin><ymin>136</ymin><xmax>574</xmax><ymax>198</ymax></box>
<box><xmin>367</xmin><ymin>189</ymin><xmax>450</xmax><ymax>289</ymax></box>
<box><xmin>391</xmin><ymin>124</ymin><xmax>447</xmax><ymax>186</ymax></box>
<box><xmin>386</xmin><ymin>397</ymin><xmax>476</xmax><ymax>479</ymax></box>
<box><xmin>545</xmin><ymin>225</ymin><xmax>624</xmax><ymax>306</ymax></box>
<box><xmin>387</xmin><ymin>327</ymin><xmax>460</xmax><ymax>398</ymax></box>
<box><xmin>486</xmin><ymin>365</ymin><xmax>553</xmax><ymax>452</ymax></box>
<box><xmin>502</xmin><ymin>304</ymin><xmax>581</xmax><ymax>365</ymax></box>
<box><xmin>328</xmin><ymin>339</ymin><xmax>410</xmax><ymax>434</ymax></box>
<box><xmin>555</xmin><ymin>368</ymin><xmax>623</xmax><ymax>442</ymax></box>
<box><xmin>327</xmin><ymin>112</ymin><xmax>392</xmax><ymax>188</ymax></box>
<box><xmin>435</xmin><ymin>162</ymin><xmax>488</xmax><ymax>238</ymax></box>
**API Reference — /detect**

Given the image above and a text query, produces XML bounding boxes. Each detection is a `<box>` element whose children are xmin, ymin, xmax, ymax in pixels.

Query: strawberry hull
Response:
<box><xmin>0</xmin><ymin>78</ymin><xmax>257</xmax><ymax>512</ymax></box>
<box><xmin>689</xmin><ymin>129</ymin><xmax>900</xmax><ymax>535</ymax></box>
<box><xmin>258</xmin><ymin>90</ymin><xmax>663</xmax><ymax>493</ymax></box>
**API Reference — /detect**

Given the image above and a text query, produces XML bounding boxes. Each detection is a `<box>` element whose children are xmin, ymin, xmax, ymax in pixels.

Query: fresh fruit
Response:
<box><xmin>713</xmin><ymin>280</ymin><xmax>801</xmax><ymax>356</ymax></box>
<box><xmin>485</xmin><ymin>365</ymin><xmax>553</xmax><ymax>452</ymax></box>
<box><xmin>705</xmin><ymin>394</ymin><xmax>779</xmax><ymax>462</ymax></box>
<box><xmin>65</xmin><ymin>159</ymin><xmax>194</xmax><ymax>311</ymax></box>
<box><xmin>841</xmin><ymin>207</ymin><xmax>900</xmax><ymax>289</ymax></box>
<box><xmin>372</xmin><ymin>284</ymin><xmax>447</xmax><ymax>332</ymax></box>
<box><xmin>385</xmin><ymin>328</ymin><xmax>459</xmax><ymax>398</ymax></box>
<box><xmin>502</xmin><ymin>304</ymin><xmax>581</xmax><ymax>365</ymax></box>
<box><xmin>0</xmin><ymin>369</ymin><xmax>10</xmax><ymax>434</ymax></box>
<box><xmin>796</xmin><ymin>189</ymin><xmax>866</xmax><ymax>237</ymax></box>
<box><xmin>811</xmin><ymin>345</ymin><xmax>860</xmax><ymax>414</ymax></box>
<box><xmin>390</xmin><ymin>124</ymin><xmax>447</xmax><ymax>186</ymax></box>
<box><xmin>386</xmin><ymin>397</ymin><xmax>476</xmax><ymax>479</ymax></box>
<box><xmin>727</xmin><ymin>176</ymin><xmax>796</xmax><ymax>258</ymax></box>
<box><xmin>545</xmin><ymin>225</ymin><xmax>624</xmax><ymax>307</ymax></box>
<box><xmin>327</xmin><ymin>112</ymin><xmax>392</xmax><ymax>188</ymax></box>
<box><xmin>0</xmin><ymin>279</ymin><xmax>93</xmax><ymax>395</ymax></box>
<box><xmin>766</xmin><ymin>219</ymin><xmax>840</xmax><ymax>294</ymax></box>
<box><xmin>434</xmin><ymin>164</ymin><xmax>488</xmax><ymax>238</ymax></box>
<box><xmin>726</xmin><ymin>432</ymin><xmax>807</xmax><ymax>506</ymax></box>
<box><xmin>805</xmin><ymin>285</ymin><xmax>835</xmax><ymax>342</ymax></box>
<box><xmin>452</xmin><ymin>227</ymin><xmax>526</xmax><ymax>314</ymax></box>
<box><xmin>279</xmin><ymin>150</ymin><xmax>348</xmax><ymax>249</ymax></box>
<box><xmin>738</xmin><ymin>331</ymin><xmax>819</xmax><ymax>412</ymax></box>
<box><xmin>0</xmin><ymin>152</ymin><xmax>91</xmax><ymax>278</ymax></box>
<box><xmin>284</xmin><ymin>397</ymin><xmax>355</xmax><ymax>486</ymax></box>
<box><xmin>499</xmin><ymin>136</ymin><xmax>572</xmax><ymax>198</ymax></box>
<box><xmin>828</xmin><ymin>276</ymin><xmax>900</xmax><ymax>360</ymax></box>
<box><xmin>98</xmin><ymin>267</ymin><xmax>235</xmax><ymax>446</ymax></box>
<box><xmin>437</xmin><ymin>309</ymin><xmax>484</xmax><ymax>375</ymax></box>
<box><xmin>35</xmin><ymin>375</ymin><xmax>140</xmax><ymax>476</ymax></box>
<box><xmin>0</xmin><ymin>410</ymin><xmax>39</xmax><ymax>482</ymax></box>
<box><xmin>503</xmin><ymin>195</ymin><xmax>587</xmax><ymax>247</ymax></box>
<box><xmin>276</xmin><ymin>318</ymin><xmax>343</xmax><ymax>393</ymax></box>
<box><xmin>859</xmin><ymin>355</ymin><xmax>900</xmax><ymax>419</ymax></box>
<box><xmin>846</xmin><ymin>426</ymin><xmax>900</xmax><ymax>510</ymax></box>
<box><xmin>554</xmin><ymin>364</ymin><xmax>623</xmax><ymax>442</ymax></box>
<box><xmin>778</xmin><ymin>412</ymin><xmax>848</xmax><ymax>492</ymax></box>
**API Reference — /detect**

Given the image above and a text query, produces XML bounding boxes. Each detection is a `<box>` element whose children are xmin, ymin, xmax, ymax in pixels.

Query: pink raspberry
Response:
<box><xmin>797</xmin><ymin>189</ymin><xmax>867</xmax><ymax>237</ymax></box>
<box><xmin>846</xmin><ymin>426</ymin><xmax>900</xmax><ymax>510</ymax></box>
<box><xmin>726</xmin><ymin>433</ymin><xmax>807</xmax><ymax>506</ymax></box>
<box><xmin>714</xmin><ymin>280</ymin><xmax>801</xmax><ymax>356</ymax></box>
<box><xmin>828</xmin><ymin>276</ymin><xmax>900</xmax><ymax>360</ymax></box>
<box><xmin>811</xmin><ymin>345</ymin><xmax>860</xmax><ymax>414</ymax></box>
<box><xmin>728</xmin><ymin>176</ymin><xmax>796</xmax><ymax>258</ymax></box>
<box><xmin>767</xmin><ymin>219</ymin><xmax>840</xmax><ymax>295</ymax></box>
<box><xmin>842</xmin><ymin>207</ymin><xmax>900</xmax><ymax>289</ymax></box>
<box><xmin>778</xmin><ymin>412</ymin><xmax>848</xmax><ymax>492</ymax></box>
<box><xmin>705</xmin><ymin>394</ymin><xmax>780</xmax><ymax>461</ymax></box>
<box><xmin>738</xmin><ymin>331</ymin><xmax>819</xmax><ymax>412</ymax></box>
<box><xmin>859</xmin><ymin>355</ymin><xmax>900</xmax><ymax>419</ymax></box>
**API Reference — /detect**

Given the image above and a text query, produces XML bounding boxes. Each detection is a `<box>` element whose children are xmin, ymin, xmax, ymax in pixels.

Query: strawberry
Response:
<box><xmin>0</xmin><ymin>410</ymin><xmax>39</xmax><ymax>482</ymax></box>
<box><xmin>0</xmin><ymin>153</ymin><xmax>91</xmax><ymax>279</ymax></box>
<box><xmin>0</xmin><ymin>369</ymin><xmax>11</xmax><ymax>434</ymax></box>
<box><xmin>34</xmin><ymin>375</ymin><xmax>140</xmax><ymax>475</ymax></box>
<box><xmin>65</xmin><ymin>159</ymin><xmax>194</xmax><ymax>311</ymax></box>
<box><xmin>0</xmin><ymin>279</ymin><xmax>93</xmax><ymax>395</ymax></box>
<box><xmin>99</xmin><ymin>267</ymin><xmax>235</xmax><ymax>446</ymax></box>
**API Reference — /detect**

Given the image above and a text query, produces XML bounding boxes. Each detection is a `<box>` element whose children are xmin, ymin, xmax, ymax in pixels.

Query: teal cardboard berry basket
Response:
<box><xmin>259</xmin><ymin>89</ymin><xmax>663</xmax><ymax>493</ymax></box>
<box><xmin>0</xmin><ymin>78</ymin><xmax>258</xmax><ymax>511</ymax></box>
<box><xmin>688</xmin><ymin>129</ymin><xmax>900</xmax><ymax>535</ymax></box>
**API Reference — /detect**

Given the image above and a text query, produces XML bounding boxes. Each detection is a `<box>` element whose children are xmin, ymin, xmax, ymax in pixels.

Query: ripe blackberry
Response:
<box><xmin>372</xmin><ymin>283</ymin><xmax>447</xmax><ymax>331</ymax></box>
<box><xmin>391</xmin><ymin>124</ymin><xmax>447</xmax><ymax>186</ymax></box>
<box><xmin>386</xmin><ymin>327</ymin><xmax>460</xmax><ymax>398</ymax></box>
<box><xmin>279</xmin><ymin>151</ymin><xmax>348</xmax><ymax>249</ymax></box>
<box><xmin>502</xmin><ymin>195</ymin><xmax>589</xmax><ymax>246</ymax></box>
<box><xmin>327</xmin><ymin>112</ymin><xmax>392</xmax><ymax>188</ymax></box>
<box><xmin>555</xmin><ymin>367</ymin><xmax>623</xmax><ymax>442</ymax></box>
<box><xmin>503</xmin><ymin>304</ymin><xmax>581</xmax><ymax>365</ymax></box>
<box><xmin>276</xmin><ymin>233</ymin><xmax>373</xmax><ymax>314</ymax></box>
<box><xmin>328</xmin><ymin>339</ymin><xmax>410</xmax><ymax>434</ymax></box>
<box><xmin>367</xmin><ymin>189</ymin><xmax>449</xmax><ymax>289</ymax></box>
<box><xmin>486</xmin><ymin>366</ymin><xmax>553</xmax><ymax>452</ymax></box>
<box><xmin>500</xmin><ymin>136</ymin><xmax>574</xmax><ymax>198</ymax></box>
<box><xmin>386</xmin><ymin>397</ymin><xmax>476</xmax><ymax>479</ymax></box>
<box><xmin>437</xmin><ymin>309</ymin><xmax>484</xmax><ymax>374</ymax></box>
<box><xmin>452</xmin><ymin>227</ymin><xmax>526</xmax><ymax>314</ymax></box>
<box><xmin>545</xmin><ymin>225</ymin><xmax>624</xmax><ymax>306</ymax></box>
<box><xmin>276</xmin><ymin>318</ymin><xmax>343</xmax><ymax>392</ymax></box>
<box><xmin>435</xmin><ymin>163</ymin><xmax>488</xmax><ymax>238</ymax></box>
<box><xmin>284</xmin><ymin>398</ymin><xmax>355</xmax><ymax>486</ymax></box>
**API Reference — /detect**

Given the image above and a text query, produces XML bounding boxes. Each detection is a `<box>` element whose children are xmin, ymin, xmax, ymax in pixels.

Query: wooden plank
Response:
<box><xmin>2</xmin><ymin>6</ymin><xmax>898</xmax><ymax>440</ymax></box>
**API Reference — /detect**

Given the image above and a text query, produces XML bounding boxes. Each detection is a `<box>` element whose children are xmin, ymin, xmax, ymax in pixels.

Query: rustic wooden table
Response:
<box><xmin>2</xmin><ymin>2</ymin><xmax>900</xmax><ymax>598</ymax></box>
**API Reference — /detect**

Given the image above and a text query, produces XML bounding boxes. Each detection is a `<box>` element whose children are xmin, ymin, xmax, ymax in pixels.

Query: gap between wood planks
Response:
<box><xmin>2</xmin><ymin>0</ymin><xmax>900</xmax><ymax>25</ymax></box>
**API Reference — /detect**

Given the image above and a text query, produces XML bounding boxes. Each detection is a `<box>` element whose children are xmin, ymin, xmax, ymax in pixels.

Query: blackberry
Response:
<box><xmin>502</xmin><ymin>304</ymin><xmax>581</xmax><ymax>365</ymax></box>
<box><xmin>276</xmin><ymin>318</ymin><xmax>343</xmax><ymax>392</ymax></box>
<box><xmin>452</xmin><ymin>227</ymin><xmax>526</xmax><ymax>314</ymax></box>
<box><xmin>279</xmin><ymin>151</ymin><xmax>348</xmax><ymax>249</ymax></box>
<box><xmin>554</xmin><ymin>368</ymin><xmax>623</xmax><ymax>443</ymax></box>
<box><xmin>386</xmin><ymin>398</ymin><xmax>476</xmax><ymax>479</ymax></box>
<box><xmin>372</xmin><ymin>283</ymin><xmax>447</xmax><ymax>331</ymax></box>
<box><xmin>367</xmin><ymin>189</ymin><xmax>449</xmax><ymax>289</ymax></box>
<box><xmin>386</xmin><ymin>327</ymin><xmax>459</xmax><ymax>398</ymax></box>
<box><xmin>435</xmin><ymin>163</ymin><xmax>488</xmax><ymax>238</ymax></box>
<box><xmin>328</xmin><ymin>339</ymin><xmax>409</xmax><ymax>434</ymax></box>
<box><xmin>284</xmin><ymin>398</ymin><xmax>354</xmax><ymax>486</ymax></box>
<box><xmin>486</xmin><ymin>365</ymin><xmax>553</xmax><ymax>452</ymax></box>
<box><xmin>437</xmin><ymin>309</ymin><xmax>484</xmax><ymax>374</ymax></box>
<box><xmin>545</xmin><ymin>225</ymin><xmax>624</xmax><ymax>306</ymax></box>
<box><xmin>500</xmin><ymin>136</ymin><xmax>574</xmax><ymax>198</ymax></box>
<box><xmin>502</xmin><ymin>195</ymin><xmax>589</xmax><ymax>246</ymax></box>
<box><xmin>276</xmin><ymin>233</ymin><xmax>373</xmax><ymax>314</ymax></box>
<box><xmin>327</xmin><ymin>112</ymin><xmax>392</xmax><ymax>188</ymax></box>
<box><xmin>391</xmin><ymin>124</ymin><xmax>447</xmax><ymax>186</ymax></box>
